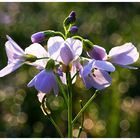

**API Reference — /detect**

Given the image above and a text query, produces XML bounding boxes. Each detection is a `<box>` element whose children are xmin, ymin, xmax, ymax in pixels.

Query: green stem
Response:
<box><xmin>37</xmin><ymin>57</ymin><xmax>49</xmax><ymax>60</ymax></box>
<box><xmin>72</xmin><ymin>35</ymin><xmax>84</xmax><ymax>41</ymax></box>
<box><xmin>48</xmin><ymin>116</ymin><xmax>64</xmax><ymax>138</ymax></box>
<box><xmin>72</xmin><ymin>90</ymin><xmax>98</xmax><ymax>124</ymax></box>
<box><xmin>56</xmin><ymin>76</ymin><xmax>68</xmax><ymax>107</ymax></box>
<box><xmin>55</xmin><ymin>31</ymin><xmax>65</xmax><ymax>39</ymax></box>
<box><xmin>71</xmin><ymin>70</ymin><xmax>79</xmax><ymax>82</ymax></box>
<box><xmin>77</xmin><ymin>100</ymin><xmax>84</xmax><ymax>138</ymax></box>
<box><xmin>66</xmin><ymin>71</ymin><xmax>73</xmax><ymax>138</ymax></box>
<box><xmin>41</xmin><ymin>95</ymin><xmax>64</xmax><ymax>138</ymax></box>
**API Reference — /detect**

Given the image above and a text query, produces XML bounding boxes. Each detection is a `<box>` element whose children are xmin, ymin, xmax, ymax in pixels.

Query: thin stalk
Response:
<box><xmin>41</xmin><ymin>95</ymin><xmax>64</xmax><ymax>138</ymax></box>
<box><xmin>48</xmin><ymin>116</ymin><xmax>64</xmax><ymax>138</ymax></box>
<box><xmin>77</xmin><ymin>100</ymin><xmax>84</xmax><ymax>138</ymax></box>
<box><xmin>72</xmin><ymin>90</ymin><xmax>98</xmax><ymax>124</ymax></box>
<box><xmin>55</xmin><ymin>31</ymin><xmax>65</xmax><ymax>39</ymax></box>
<box><xmin>71</xmin><ymin>70</ymin><xmax>79</xmax><ymax>82</ymax></box>
<box><xmin>66</xmin><ymin>72</ymin><xmax>73</xmax><ymax>138</ymax></box>
<box><xmin>72</xmin><ymin>35</ymin><xmax>84</xmax><ymax>41</ymax></box>
<box><xmin>37</xmin><ymin>57</ymin><xmax>49</xmax><ymax>60</ymax></box>
<box><xmin>56</xmin><ymin>76</ymin><xmax>68</xmax><ymax>107</ymax></box>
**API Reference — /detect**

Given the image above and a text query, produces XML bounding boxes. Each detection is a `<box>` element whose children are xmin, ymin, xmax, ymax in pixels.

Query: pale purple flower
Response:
<box><xmin>27</xmin><ymin>70</ymin><xmax>59</xmax><ymax>96</ymax></box>
<box><xmin>108</xmin><ymin>43</ymin><xmax>139</xmax><ymax>69</ymax></box>
<box><xmin>81</xmin><ymin>60</ymin><xmax>115</xmax><ymax>90</ymax></box>
<box><xmin>0</xmin><ymin>35</ymin><xmax>48</xmax><ymax>77</ymax></box>
<box><xmin>88</xmin><ymin>43</ymin><xmax>139</xmax><ymax>69</ymax></box>
<box><xmin>88</xmin><ymin>45</ymin><xmax>107</xmax><ymax>60</ymax></box>
<box><xmin>47</xmin><ymin>36</ymin><xmax>82</xmax><ymax>65</ymax></box>
<box><xmin>47</xmin><ymin>36</ymin><xmax>82</xmax><ymax>84</ymax></box>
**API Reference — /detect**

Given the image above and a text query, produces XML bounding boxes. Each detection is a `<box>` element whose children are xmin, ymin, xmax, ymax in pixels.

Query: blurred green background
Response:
<box><xmin>0</xmin><ymin>2</ymin><xmax>140</xmax><ymax>138</ymax></box>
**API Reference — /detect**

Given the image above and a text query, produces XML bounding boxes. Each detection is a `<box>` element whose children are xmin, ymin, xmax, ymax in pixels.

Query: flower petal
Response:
<box><xmin>28</xmin><ymin>70</ymin><xmax>58</xmax><ymax>95</ymax></box>
<box><xmin>94</xmin><ymin>60</ymin><xmax>115</xmax><ymax>72</ymax></box>
<box><xmin>60</xmin><ymin>63</ymin><xmax>77</xmax><ymax>85</ymax></box>
<box><xmin>88</xmin><ymin>45</ymin><xmax>107</xmax><ymax>60</ymax></box>
<box><xmin>116</xmin><ymin>64</ymin><xmax>138</xmax><ymax>69</ymax></box>
<box><xmin>109</xmin><ymin>43</ymin><xmax>139</xmax><ymax>65</ymax></box>
<box><xmin>82</xmin><ymin>69</ymin><xmax>112</xmax><ymax>90</ymax></box>
<box><xmin>0</xmin><ymin>60</ymin><xmax>23</xmax><ymax>77</ymax></box>
<box><xmin>66</xmin><ymin>38</ymin><xmax>82</xmax><ymax>60</ymax></box>
<box><xmin>27</xmin><ymin>75</ymin><xmax>36</xmax><ymax>87</ymax></box>
<box><xmin>60</xmin><ymin>43</ymin><xmax>74</xmax><ymax>65</ymax></box>
<box><xmin>5</xmin><ymin>36</ymin><xmax>24</xmax><ymax>63</ymax></box>
<box><xmin>47</xmin><ymin>36</ymin><xmax>64</xmax><ymax>61</ymax></box>
<box><xmin>91</xmin><ymin>69</ymin><xmax>112</xmax><ymax>90</ymax></box>
<box><xmin>60</xmin><ymin>72</ymin><xmax>66</xmax><ymax>85</ymax></box>
<box><xmin>37</xmin><ymin>92</ymin><xmax>46</xmax><ymax>103</ymax></box>
<box><xmin>82</xmin><ymin>60</ymin><xmax>95</xmax><ymax>77</ymax></box>
<box><xmin>25</xmin><ymin>43</ymin><xmax>48</xmax><ymax>69</ymax></box>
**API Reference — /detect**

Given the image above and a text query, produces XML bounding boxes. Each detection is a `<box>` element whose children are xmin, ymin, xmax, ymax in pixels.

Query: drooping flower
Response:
<box><xmin>27</xmin><ymin>70</ymin><xmax>59</xmax><ymax>96</ymax></box>
<box><xmin>81</xmin><ymin>60</ymin><xmax>115</xmax><ymax>90</ymax></box>
<box><xmin>0</xmin><ymin>35</ymin><xmax>48</xmax><ymax>77</ymax></box>
<box><xmin>87</xmin><ymin>43</ymin><xmax>139</xmax><ymax>69</ymax></box>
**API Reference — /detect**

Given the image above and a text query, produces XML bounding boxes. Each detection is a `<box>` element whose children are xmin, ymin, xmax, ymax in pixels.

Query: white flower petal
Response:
<box><xmin>90</xmin><ymin>69</ymin><xmax>112</xmax><ymax>90</ymax></box>
<box><xmin>66</xmin><ymin>38</ymin><xmax>82</xmax><ymax>60</ymax></box>
<box><xmin>25</xmin><ymin>43</ymin><xmax>48</xmax><ymax>69</ymax></box>
<box><xmin>37</xmin><ymin>92</ymin><xmax>46</xmax><ymax>103</ymax></box>
<box><xmin>5</xmin><ymin>36</ymin><xmax>24</xmax><ymax>63</ymax></box>
<box><xmin>60</xmin><ymin>43</ymin><xmax>74</xmax><ymax>65</ymax></box>
<box><xmin>47</xmin><ymin>36</ymin><xmax>64</xmax><ymax>61</ymax></box>
<box><xmin>94</xmin><ymin>60</ymin><xmax>115</xmax><ymax>72</ymax></box>
<box><xmin>60</xmin><ymin>73</ymin><xmax>67</xmax><ymax>85</ymax></box>
<box><xmin>109</xmin><ymin>43</ymin><xmax>139</xmax><ymax>65</ymax></box>
<box><xmin>0</xmin><ymin>61</ymin><xmax>23</xmax><ymax>77</ymax></box>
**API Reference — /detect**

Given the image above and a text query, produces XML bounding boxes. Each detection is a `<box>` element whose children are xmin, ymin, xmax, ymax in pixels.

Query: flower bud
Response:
<box><xmin>46</xmin><ymin>59</ymin><xmax>55</xmax><ymax>71</ymax></box>
<box><xmin>44</xmin><ymin>30</ymin><xmax>56</xmax><ymax>37</ymax></box>
<box><xmin>68</xmin><ymin>11</ymin><xmax>76</xmax><ymax>23</ymax></box>
<box><xmin>64</xmin><ymin>11</ymin><xmax>76</xmax><ymax>27</ymax></box>
<box><xmin>69</xmin><ymin>26</ymin><xmax>78</xmax><ymax>34</ymax></box>
<box><xmin>24</xmin><ymin>54</ymin><xmax>38</xmax><ymax>62</ymax></box>
<box><xmin>69</xmin><ymin>11</ymin><xmax>76</xmax><ymax>17</ymax></box>
<box><xmin>83</xmin><ymin>39</ymin><xmax>94</xmax><ymax>51</ymax></box>
<box><xmin>31</xmin><ymin>32</ymin><xmax>45</xmax><ymax>43</ymax></box>
<box><xmin>31</xmin><ymin>30</ymin><xmax>60</xmax><ymax>43</ymax></box>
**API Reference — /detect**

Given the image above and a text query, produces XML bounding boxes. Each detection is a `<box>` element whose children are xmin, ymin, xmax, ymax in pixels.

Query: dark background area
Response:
<box><xmin>0</xmin><ymin>2</ymin><xmax>140</xmax><ymax>138</ymax></box>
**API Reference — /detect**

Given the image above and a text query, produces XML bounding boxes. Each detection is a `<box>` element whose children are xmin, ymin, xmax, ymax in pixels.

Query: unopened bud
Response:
<box><xmin>31</xmin><ymin>30</ymin><xmax>60</xmax><ymax>43</ymax></box>
<box><xmin>64</xmin><ymin>11</ymin><xmax>76</xmax><ymax>27</ymax></box>
<box><xmin>69</xmin><ymin>26</ymin><xmax>78</xmax><ymax>34</ymax></box>
<box><xmin>46</xmin><ymin>59</ymin><xmax>55</xmax><ymax>71</ymax></box>
<box><xmin>69</xmin><ymin>11</ymin><xmax>76</xmax><ymax>18</ymax></box>
<box><xmin>31</xmin><ymin>32</ymin><xmax>45</xmax><ymax>43</ymax></box>
<box><xmin>68</xmin><ymin>11</ymin><xmax>76</xmax><ymax>24</ymax></box>
<box><xmin>25</xmin><ymin>54</ymin><xmax>38</xmax><ymax>62</ymax></box>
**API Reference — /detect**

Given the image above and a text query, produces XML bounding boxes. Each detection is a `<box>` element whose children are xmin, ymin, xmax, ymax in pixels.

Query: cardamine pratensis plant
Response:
<box><xmin>0</xmin><ymin>11</ymin><xmax>139</xmax><ymax>138</ymax></box>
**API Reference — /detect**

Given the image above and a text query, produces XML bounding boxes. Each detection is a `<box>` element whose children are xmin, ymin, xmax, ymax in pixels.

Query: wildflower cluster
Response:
<box><xmin>0</xmin><ymin>11</ymin><xmax>139</xmax><ymax>138</ymax></box>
